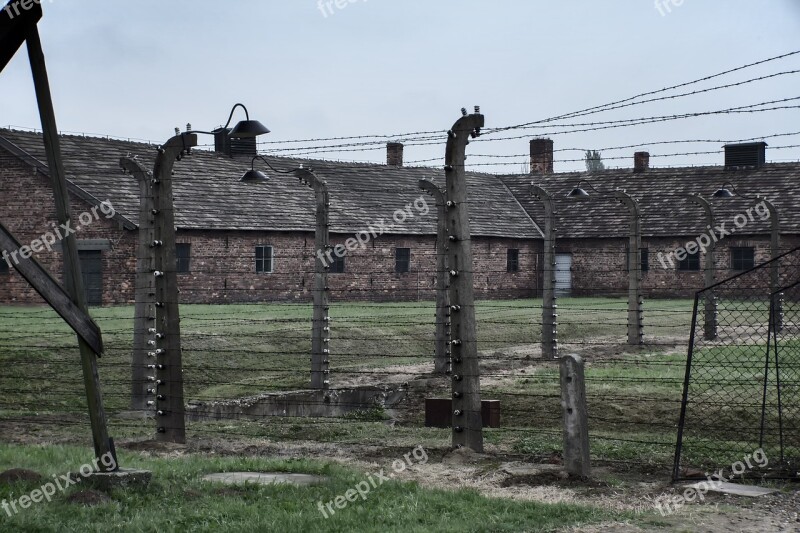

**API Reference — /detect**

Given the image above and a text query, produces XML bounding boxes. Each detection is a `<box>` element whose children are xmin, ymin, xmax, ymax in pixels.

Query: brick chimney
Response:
<box><xmin>529</xmin><ymin>138</ymin><xmax>553</xmax><ymax>174</ymax></box>
<box><xmin>214</xmin><ymin>127</ymin><xmax>257</xmax><ymax>158</ymax></box>
<box><xmin>387</xmin><ymin>142</ymin><xmax>403</xmax><ymax>166</ymax></box>
<box><xmin>634</xmin><ymin>152</ymin><xmax>650</xmax><ymax>173</ymax></box>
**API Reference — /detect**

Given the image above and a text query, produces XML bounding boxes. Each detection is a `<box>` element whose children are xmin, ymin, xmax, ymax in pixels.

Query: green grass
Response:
<box><xmin>0</xmin><ymin>444</ymin><xmax>620</xmax><ymax>533</ymax></box>
<box><xmin>0</xmin><ymin>297</ymin><xmax>695</xmax><ymax>408</ymax></box>
<box><xmin>13</xmin><ymin>296</ymin><xmax>772</xmax><ymax>471</ymax></box>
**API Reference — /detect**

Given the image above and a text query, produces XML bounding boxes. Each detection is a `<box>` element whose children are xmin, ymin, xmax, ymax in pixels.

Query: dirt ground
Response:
<box><xmin>4</xmin><ymin>338</ymin><xmax>798</xmax><ymax>532</ymax></box>
<box><xmin>118</xmin><ymin>437</ymin><xmax>800</xmax><ymax>533</ymax></box>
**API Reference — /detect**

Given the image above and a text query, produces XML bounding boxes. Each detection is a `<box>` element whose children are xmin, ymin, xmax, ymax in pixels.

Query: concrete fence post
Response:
<box><xmin>530</xmin><ymin>185</ymin><xmax>558</xmax><ymax>358</ymax></box>
<box><xmin>297</xmin><ymin>168</ymin><xmax>331</xmax><ymax>390</ymax></box>
<box><xmin>560</xmin><ymin>354</ymin><xmax>590</xmax><ymax>477</ymax></box>
<box><xmin>445</xmin><ymin>107</ymin><xmax>484</xmax><ymax>452</ymax></box>
<box><xmin>419</xmin><ymin>179</ymin><xmax>449</xmax><ymax>374</ymax></box>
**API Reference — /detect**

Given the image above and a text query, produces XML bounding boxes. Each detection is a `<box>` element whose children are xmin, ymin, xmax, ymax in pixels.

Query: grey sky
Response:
<box><xmin>1</xmin><ymin>0</ymin><xmax>799</xmax><ymax>173</ymax></box>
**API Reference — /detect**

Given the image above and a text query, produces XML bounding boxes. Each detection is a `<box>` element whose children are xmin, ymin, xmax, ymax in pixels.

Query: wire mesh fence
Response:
<box><xmin>674</xmin><ymin>246</ymin><xmax>800</xmax><ymax>479</ymax></box>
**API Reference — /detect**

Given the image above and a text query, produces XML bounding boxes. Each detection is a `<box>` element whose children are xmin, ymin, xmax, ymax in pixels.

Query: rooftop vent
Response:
<box><xmin>724</xmin><ymin>142</ymin><xmax>766</xmax><ymax>170</ymax></box>
<box><xmin>214</xmin><ymin>127</ymin><xmax>257</xmax><ymax>158</ymax></box>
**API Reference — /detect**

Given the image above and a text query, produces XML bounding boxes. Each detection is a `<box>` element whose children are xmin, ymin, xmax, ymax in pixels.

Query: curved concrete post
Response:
<box><xmin>614</xmin><ymin>191</ymin><xmax>644</xmax><ymax>345</ymax></box>
<box><xmin>685</xmin><ymin>194</ymin><xmax>717</xmax><ymax>340</ymax></box>
<box><xmin>419</xmin><ymin>179</ymin><xmax>449</xmax><ymax>374</ymax></box>
<box><xmin>297</xmin><ymin>168</ymin><xmax>331</xmax><ymax>390</ymax></box>
<box><xmin>530</xmin><ymin>184</ymin><xmax>558</xmax><ymax>358</ymax></box>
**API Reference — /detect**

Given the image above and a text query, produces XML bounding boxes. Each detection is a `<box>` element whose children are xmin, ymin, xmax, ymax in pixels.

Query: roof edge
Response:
<box><xmin>0</xmin><ymin>134</ymin><xmax>138</xmax><ymax>231</ymax></box>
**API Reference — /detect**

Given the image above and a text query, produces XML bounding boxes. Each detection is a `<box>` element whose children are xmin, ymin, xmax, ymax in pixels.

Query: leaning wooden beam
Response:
<box><xmin>27</xmin><ymin>23</ymin><xmax>113</xmax><ymax>465</ymax></box>
<box><xmin>0</xmin><ymin>220</ymin><xmax>103</xmax><ymax>355</ymax></box>
<box><xmin>0</xmin><ymin>0</ymin><xmax>41</xmax><ymax>73</ymax></box>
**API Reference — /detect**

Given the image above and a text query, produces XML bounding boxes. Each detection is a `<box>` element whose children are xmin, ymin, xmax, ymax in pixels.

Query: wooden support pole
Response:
<box><xmin>560</xmin><ymin>354</ymin><xmax>590</xmax><ymax>477</ymax></box>
<box><xmin>530</xmin><ymin>185</ymin><xmax>558</xmax><ymax>359</ymax></box>
<box><xmin>297</xmin><ymin>168</ymin><xmax>331</xmax><ymax>390</ymax></box>
<box><xmin>418</xmin><ymin>179</ymin><xmax>449</xmax><ymax>374</ymax></box>
<box><xmin>26</xmin><ymin>24</ymin><xmax>113</xmax><ymax>467</ymax></box>
<box><xmin>119</xmin><ymin>158</ymin><xmax>156</xmax><ymax>412</ymax></box>
<box><xmin>149</xmin><ymin>134</ymin><xmax>196</xmax><ymax>443</ymax></box>
<box><xmin>445</xmin><ymin>108</ymin><xmax>484</xmax><ymax>452</ymax></box>
<box><xmin>614</xmin><ymin>191</ymin><xmax>644</xmax><ymax>345</ymax></box>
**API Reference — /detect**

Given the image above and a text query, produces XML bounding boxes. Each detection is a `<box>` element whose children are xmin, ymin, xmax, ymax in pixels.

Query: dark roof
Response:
<box><xmin>501</xmin><ymin>164</ymin><xmax>800</xmax><ymax>239</ymax></box>
<box><xmin>0</xmin><ymin>129</ymin><xmax>541</xmax><ymax>239</ymax></box>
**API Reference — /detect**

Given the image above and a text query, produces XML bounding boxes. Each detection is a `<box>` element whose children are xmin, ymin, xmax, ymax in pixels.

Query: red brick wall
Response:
<box><xmin>0</xmin><ymin>149</ymin><xmax>135</xmax><ymax>305</ymax></box>
<box><xmin>173</xmin><ymin>230</ymin><xmax>540</xmax><ymax>303</ymax></box>
<box><xmin>558</xmin><ymin>236</ymin><xmax>800</xmax><ymax>298</ymax></box>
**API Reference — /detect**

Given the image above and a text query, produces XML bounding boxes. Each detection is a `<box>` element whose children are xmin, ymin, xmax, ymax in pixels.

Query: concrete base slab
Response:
<box><xmin>501</xmin><ymin>462</ymin><xmax>563</xmax><ymax>477</ymax></box>
<box><xmin>685</xmin><ymin>481</ymin><xmax>779</xmax><ymax>497</ymax></box>
<box><xmin>202</xmin><ymin>472</ymin><xmax>327</xmax><ymax>486</ymax></box>
<box><xmin>70</xmin><ymin>468</ymin><xmax>152</xmax><ymax>491</ymax></box>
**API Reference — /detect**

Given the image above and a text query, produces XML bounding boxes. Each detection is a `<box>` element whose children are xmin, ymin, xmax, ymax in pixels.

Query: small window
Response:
<box><xmin>678</xmin><ymin>251</ymin><xmax>700</xmax><ymax>271</ymax></box>
<box><xmin>255</xmin><ymin>245</ymin><xmax>274</xmax><ymax>273</ymax></box>
<box><xmin>731</xmin><ymin>247</ymin><xmax>755</xmax><ymax>271</ymax></box>
<box><xmin>0</xmin><ymin>256</ymin><xmax>9</xmax><ymax>275</ymax></box>
<box><xmin>176</xmin><ymin>243</ymin><xmax>191</xmax><ymax>273</ymax></box>
<box><xmin>507</xmin><ymin>249</ymin><xmax>520</xmax><ymax>273</ymax></box>
<box><xmin>395</xmin><ymin>248</ymin><xmax>410</xmax><ymax>274</ymax></box>
<box><xmin>330</xmin><ymin>254</ymin><xmax>345</xmax><ymax>274</ymax></box>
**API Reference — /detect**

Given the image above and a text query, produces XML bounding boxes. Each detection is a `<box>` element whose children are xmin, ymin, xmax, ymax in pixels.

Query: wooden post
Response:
<box><xmin>26</xmin><ymin>24</ymin><xmax>113</xmax><ymax>467</ymax></box>
<box><xmin>119</xmin><ymin>158</ymin><xmax>156</xmax><ymax>412</ymax></box>
<box><xmin>297</xmin><ymin>168</ymin><xmax>331</xmax><ymax>390</ymax></box>
<box><xmin>445</xmin><ymin>108</ymin><xmax>484</xmax><ymax>452</ymax></box>
<box><xmin>614</xmin><ymin>191</ymin><xmax>644</xmax><ymax>345</ymax></box>
<box><xmin>149</xmin><ymin>134</ymin><xmax>196</xmax><ymax>443</ymax></box>
<box><xmin>530</xmin><ymin>185</ymin><xmax>558</xmax><ymax>359</ymax></box>
<box><xmin>560</xmin><ymin>354</ymin><xmax>590</xmax><ymax>477</ymax></box>
<box><xmin>419</xmin><ymin>179</ymin><xmax>449</xmax><ymax>374</ymax></box>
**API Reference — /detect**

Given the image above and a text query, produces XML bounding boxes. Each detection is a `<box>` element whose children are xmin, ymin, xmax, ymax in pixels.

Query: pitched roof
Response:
<box><xmin>501</xmin><ymin>164</ymin><xmax>800</xmax><ymax>239</ymax></box>
<box><xmin>0</xmin><ymin>129</ymin><xmax>541</xmax><ymax>239</ymax></box>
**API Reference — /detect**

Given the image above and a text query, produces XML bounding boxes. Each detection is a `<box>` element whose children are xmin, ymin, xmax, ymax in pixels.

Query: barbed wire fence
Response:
<box><xmin>3</xmin><ymin>48</ymin><xmax>800</xmax><ymax>474</ymax></box>
<box><xmin>5</xmin><ymin>225</ymin><xmax>795</xmax><ymax>474</ymax></box>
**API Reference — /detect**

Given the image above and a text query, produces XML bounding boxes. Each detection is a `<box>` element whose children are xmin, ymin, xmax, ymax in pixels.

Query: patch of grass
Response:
<box><xmin>0</xmin><ymin>444</ymin><xmax>620</xmax><ymax>533</ymax></box>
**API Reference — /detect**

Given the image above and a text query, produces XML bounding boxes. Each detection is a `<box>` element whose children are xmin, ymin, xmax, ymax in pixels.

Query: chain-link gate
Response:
<box><xmin>674</xmin><ymin>246</ymin><xmax>800</xmax><ymax>480</ymax></box>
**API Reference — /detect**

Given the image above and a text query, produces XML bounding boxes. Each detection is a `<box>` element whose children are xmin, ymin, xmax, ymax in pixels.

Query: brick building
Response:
<box><xmin>502</xmin><ymin>141</ymin><xmax>800</xmax><ymax>298</ymax></box>
<box><xmin>0</xmin><ymin>128</ymin><xmax>541</xmax><ymax>305</ymax></box>
<box><xmin>1</xmin><ymin>128</ymin><xmax>798</xmax><ymax>305</ymax></box>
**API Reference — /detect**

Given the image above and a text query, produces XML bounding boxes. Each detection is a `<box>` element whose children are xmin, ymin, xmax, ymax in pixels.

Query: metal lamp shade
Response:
<box><xmin>229</xmin><ymin>119</ymin><xmax>270</xmax><ymax>138</ymax></box>
<box><xmin>567</xmin><ymin>187</ymin><xmax>591</xmax><ymax>200</ymax></box>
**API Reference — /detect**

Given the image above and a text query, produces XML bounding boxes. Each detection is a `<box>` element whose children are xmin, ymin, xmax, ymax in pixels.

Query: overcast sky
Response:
<box><xmin>1</xmin><ymin>0</ymin><xmax>799</xmax><ymax>173</ymax></box>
